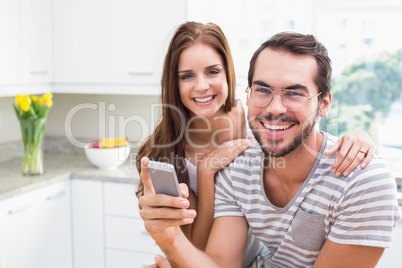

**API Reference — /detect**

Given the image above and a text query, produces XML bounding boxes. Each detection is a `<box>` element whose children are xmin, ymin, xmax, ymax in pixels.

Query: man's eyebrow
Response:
<box><xmin>253</xmin><ymin>80</ymin><xmax>308</xmax><ymax>91</ymax></box>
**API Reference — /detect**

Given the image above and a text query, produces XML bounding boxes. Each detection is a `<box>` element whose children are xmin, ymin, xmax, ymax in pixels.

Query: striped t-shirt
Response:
<box><xmin>214</xmin><ymin>132</ymin><xmax>400</xmax><ymax>268</ymax></box>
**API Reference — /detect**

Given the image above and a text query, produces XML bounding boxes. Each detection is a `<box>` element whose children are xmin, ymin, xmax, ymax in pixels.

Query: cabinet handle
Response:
<box><xmin>30</xmin><ymin>70</ymin><xmax>49</xmax><ymax>75</ymax></box>
<box><xmin>46</xmin><ymin>191</ymin><xmax>66</xmax><ymax>201</ymax></box>
<box><xmin>128</xmin><ymin>71</ymin><xmax>153</xmax><ymax>76</ymax></box>
<box><xmin>8</xmin><ymin>204</ymin><xmax>30</xmax><ymax>214</ymax></box>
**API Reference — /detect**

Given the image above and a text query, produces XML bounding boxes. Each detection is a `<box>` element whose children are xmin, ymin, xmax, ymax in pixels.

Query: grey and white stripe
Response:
<box><xmin>214</xmin><ymin>132</ymin><xmax>400</xmax><ymax>268</ymax></box>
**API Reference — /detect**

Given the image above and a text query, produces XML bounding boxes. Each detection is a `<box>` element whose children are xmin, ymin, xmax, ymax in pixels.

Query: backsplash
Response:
<box><xmin>0</xmin><ymin>136</ymin><xmax>87</xmax><ymax>163</ymax></box>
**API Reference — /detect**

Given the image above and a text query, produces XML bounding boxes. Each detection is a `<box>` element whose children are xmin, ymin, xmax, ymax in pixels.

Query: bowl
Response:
<box><xmin>84</xmin><ymin>145</ymin><xmax>131</xmax><ymax>170</ymax></box>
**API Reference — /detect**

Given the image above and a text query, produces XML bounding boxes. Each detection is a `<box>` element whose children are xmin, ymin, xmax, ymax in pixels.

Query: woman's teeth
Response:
<box><xmin>262</xmin><ymin>123</ymin><xmax>292</xmax><ymax>131</ymax></box>
<box><xmin>194</xmin><ymin>96</ymin><xmax>214</xmax><ymax>103</ymax></box>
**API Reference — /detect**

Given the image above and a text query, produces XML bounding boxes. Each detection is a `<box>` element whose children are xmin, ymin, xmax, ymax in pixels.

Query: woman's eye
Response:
<box><xmin>207</xmin><ymin>69</ymin><xmax>219</xmax><ymax>75</ymax></box>
<box><xmin>180</xmin><ymin>74</ymin><xmax>193</xmax><ymax>80</ymax></box>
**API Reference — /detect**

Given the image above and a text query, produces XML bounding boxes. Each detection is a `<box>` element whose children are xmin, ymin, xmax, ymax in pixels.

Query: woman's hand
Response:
<box><xmin>325</xmin><ymin>130</ymin><xmax>375</xmax><ymax>177</ymax></box>
<box><xmin>198</xmin><ymin>138</ymin><xmax>255</xmax><ymax>174</ymax></box>
<box><xmin>139</xmin><ymin>157</ymin><xmax>197</xmax><ymax>245</ymax></box>
<box><xmin>146</xmin><ymin>255</ymin><xmax>172</xmax><ymax>268</ymax></box>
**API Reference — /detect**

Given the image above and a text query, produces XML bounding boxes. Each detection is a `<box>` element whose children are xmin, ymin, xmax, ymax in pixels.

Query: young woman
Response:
<box><xmin>136</xmin><ymin>22</ymin><xmax>375</xmax><ymax>267</ymax></box>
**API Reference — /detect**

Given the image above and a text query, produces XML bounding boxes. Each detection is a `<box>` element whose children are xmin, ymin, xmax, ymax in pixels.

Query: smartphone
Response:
<box><xmin>147</xmin><ymin>160</ymin><xmax>182</xmax><ymax>197</ymax></box>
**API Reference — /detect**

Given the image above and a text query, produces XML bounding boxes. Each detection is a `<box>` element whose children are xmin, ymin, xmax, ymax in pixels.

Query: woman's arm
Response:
<box><xmin>186</xmin><ymin>138</ymin><xmax>255</xmax><ymax>251</ymax></box>
<box><xmin>325</xmin><ymin>130</ymin><xmax>376</xmax><ymax>176</ymax></box>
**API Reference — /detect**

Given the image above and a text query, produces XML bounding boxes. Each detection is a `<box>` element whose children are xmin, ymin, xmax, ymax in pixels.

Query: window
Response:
<box><xmin>206</xmin><ymin>0</ymin><xmax>402</xmax><ymax>174</ymax></box>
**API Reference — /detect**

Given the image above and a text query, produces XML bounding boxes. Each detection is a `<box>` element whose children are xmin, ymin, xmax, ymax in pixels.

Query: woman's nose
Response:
<box><xmin>195</xmin><ymin>76</ymin><xmax>209</xmax><ymax>92</ymax></box>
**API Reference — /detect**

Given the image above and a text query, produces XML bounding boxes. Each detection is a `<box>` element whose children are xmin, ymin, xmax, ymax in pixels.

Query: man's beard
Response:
<box><xmin>249</xmin><ymin>109</ymin><xmax>319</xmax><ymax>157</ymax></box>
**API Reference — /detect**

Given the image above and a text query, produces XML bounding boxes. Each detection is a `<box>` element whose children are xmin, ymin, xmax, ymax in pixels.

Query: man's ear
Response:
<box><xmin>319</xmin><ymin>92</ymin><xmax>331</xmax><ymax>117</ymax></box>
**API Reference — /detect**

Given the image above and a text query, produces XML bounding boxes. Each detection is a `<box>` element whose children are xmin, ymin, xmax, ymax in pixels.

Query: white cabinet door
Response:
<box><xmin>0</xmin><ymin>0</ymin><xmax>21</xmax><ymax>85</ymax></box>
<box><xmin>104</xmin><ymin>181</ymin><xmax>139</xmax><ymax>217</ymax></box>
<box><xmin>0</xmin><ymin>191</ymin><xmax>40</xmax><ymax>268</ymax></box>
<box><xmin>37</xmin><ymin>181</ymin><xmax>72</xmax><ymax>268</ymax></box>
<box><xmin>106</xmin><ymin>249</ymin><xmax>157</xmax><ymax>268</ymax></box>
<box><xmin>71</xmin><ymin>179</ymin><xmax>105</xmax><ymax>268</ymax></box>
<box><xmin>53</xmin><ymin>0</ymin><xmax>98</xmax><ymax>83</ymax></box>
<box><xmin>20</xmin><ymin>0</ymin><xmax>52</xmax><ymax>84</ymax></box>
<box><xmin>98</xmin><ymin>0</ymin><xmax>187</xmax><ymax>85</ymax></box>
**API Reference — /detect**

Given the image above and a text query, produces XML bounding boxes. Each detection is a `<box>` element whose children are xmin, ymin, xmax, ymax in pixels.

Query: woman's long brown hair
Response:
<box><xmin>136</xmin><ymin>21</ymin><xmax>236</xmax><ymax>198</ymax></box>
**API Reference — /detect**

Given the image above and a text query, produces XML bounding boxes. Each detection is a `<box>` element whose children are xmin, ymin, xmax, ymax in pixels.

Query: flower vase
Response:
<box><xmin>19</xmin><ymin>118</ymin><xmax>46</xmax><ymax>175</ymax></box>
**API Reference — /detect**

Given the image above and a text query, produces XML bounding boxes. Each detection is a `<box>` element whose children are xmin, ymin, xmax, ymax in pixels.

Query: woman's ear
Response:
<box><xmin>319</xmin><ymin>92</ymin><xmax>331</xmax><ymax>117</ymax></box>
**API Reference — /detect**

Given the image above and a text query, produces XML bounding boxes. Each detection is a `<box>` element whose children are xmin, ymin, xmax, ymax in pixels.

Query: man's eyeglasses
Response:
<box><xmin>245</xmin><ymin>86</ymin><xmax>322</xmax><ymax>111</ymax></box>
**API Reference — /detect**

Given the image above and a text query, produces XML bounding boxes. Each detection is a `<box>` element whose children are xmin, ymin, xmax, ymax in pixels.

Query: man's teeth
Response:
<box><xmin>262</xmin><ymin>123</ymin><xmax>292</xmax><ymax>131</ymax></box>
<box><xmin>194</xmin><ymin>96</ymin><xmax>213</xmax><ymax>103</ymax></box>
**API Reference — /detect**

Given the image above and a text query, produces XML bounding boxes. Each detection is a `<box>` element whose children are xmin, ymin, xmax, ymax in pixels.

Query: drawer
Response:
<box><xmin>106</xmin><ymin>248</ymin><xmax>161</xmax><ymax>268</ymax></box>
<box><xmin>104</xmin><ymin>181</ymin><xmax>139</xmax><ymax>218</ymax></box>
<box><xmin>105</xmin><ymin>216</ymin><xmax>163</xmax><ymax>255</ymax></box>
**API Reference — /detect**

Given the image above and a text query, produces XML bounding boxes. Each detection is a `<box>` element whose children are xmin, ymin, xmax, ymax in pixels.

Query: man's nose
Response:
<box><xmin>266</xmin><ymin>94</ymin><xmax>288</xmax><ymax>115</ymax></box>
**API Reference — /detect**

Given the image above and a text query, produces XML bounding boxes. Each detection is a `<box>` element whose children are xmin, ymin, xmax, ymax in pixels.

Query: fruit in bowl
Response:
<box><xmin>84</xmin><ymin>138</ymin><xmax>131</xmax><ymax>170</ymax></box>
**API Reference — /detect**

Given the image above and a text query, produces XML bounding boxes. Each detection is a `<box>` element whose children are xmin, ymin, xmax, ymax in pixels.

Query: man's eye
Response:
<box><xmin>255</xmin><ymin>87</ymin><xmax>272</xmax><ymax>94</ymax></box>
<box><xmin>284</xmin><ymin>90</ymin><xmax>306</xmax><ymax>97</ymax></box>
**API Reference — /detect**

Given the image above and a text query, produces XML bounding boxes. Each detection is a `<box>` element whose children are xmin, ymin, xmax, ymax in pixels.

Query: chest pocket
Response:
<box><xmin>289</xmin><ymin>208</ymin><xmax>326</xmax><ymax>251</ymax></box>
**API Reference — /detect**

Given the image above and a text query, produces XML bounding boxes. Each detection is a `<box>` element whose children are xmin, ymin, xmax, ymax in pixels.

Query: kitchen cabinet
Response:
<box><xmin>0</xmin><ymin>190</ymin><xmax>40</xmax><ymax>268</ymax></box>
<box><xmin>71</xmin><ymin>179</ymin><xmax>105</xmax><ymax>268</ymax></box>
<box><xmin>103</xmin><ymin>181</ymin><xmax>164</xmax><ymax>268</ymax></box>
<box><xmin>37</xmin><ymin>181</ymin><xmax>72</xmax><ymax>268</ymax></box>
<box><xmin>20</xmin><ymin>0</ymin><xmax>53</xmax><ymax>84</ymax></box>
<box><xmin>71</xmin><ymin>179</ymin><xmax>162</xmax><ymax>268</ymax></box>
<box><xmin>98</xmin><ymin>0</ymin><xmax>187</xmax><ymax>85</ymax></box>
<box><xmin>53</xmin><ymin>0</ymin><xmax>98</xmax><ymax>84</ymax></box>
<box><xmin>0</xmin><ymin>0</ymin><xmax>53</xmax><ymax>96</ymax></box>
<box><xmin>0</xmin><ymin>0</ymin><xmax>21</xmax><ymax>86</ymax></box>
<box><xmin>0</xmin><ymin>180</ymin><xmax>72</xmax><ymax>268</ymax></box>
<box><xmin>53</xmin><ymin>0</ymin><xmax>187</xmax><ymax>95</ymax></box>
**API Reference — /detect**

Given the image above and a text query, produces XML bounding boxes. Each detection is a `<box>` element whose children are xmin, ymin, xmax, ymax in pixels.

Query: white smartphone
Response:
<box><xmin>147</xmin><ymin>160</ymin><xmax>182</xmax><ymax>197</ymax></box>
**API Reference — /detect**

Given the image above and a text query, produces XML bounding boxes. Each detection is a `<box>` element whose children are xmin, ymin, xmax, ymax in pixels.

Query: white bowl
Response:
<box><xmin>84</xmin><ymin>145</ymin><xmax>131</xmax><ymax>170</ymax></box>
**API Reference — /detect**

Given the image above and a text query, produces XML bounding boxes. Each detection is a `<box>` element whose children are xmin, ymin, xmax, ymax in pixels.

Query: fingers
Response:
<box><xmin>140</xmin><ymin>157</ymin><xmax>154</xmax><ymax>195</ymax></box>
<box><xmin>154</xmin><ymin>255</ymin><xmax>172</xmax><ymax>268</ymax></box>
<box><xmin>179</xmin><ymin>183</ymin><xmax>190</xmax><ymax>198</ymax></box>
<box><xmin>330</xmin><ymin>137</ymin><xmax>352</xmax><ymax>175</ymax></box>
<box><xmin>140</xmin><ymin>205</ymin><xmax>196</xmax><ymax>222</ymax></box>
<box><xmin>203</xmin><ymin>138</ymin><xmax>255</xmax><ymax>172</ymax></box>
<box><xmin>139</xmin><ymin>190</ymin><xmax>190</xmax><ymax>211</ymax></box>
<box><xmin>334</xmin><ymin>146</ymin><xmax>366</xmax><ymax>177</ymax></box>
<box><xmin>331</xmin><ymin>143</ymin><xmax>371</xmax><ymax>177</ymax></box>
<box><xmin>360</xmin><ymin>146</ymin><xmax>374</xmax><ymax>169</ymax></box>
<box><xmin>325</xmin><ymin>139</ymin><xmax>341</xmax><ymax>156</ymax></box>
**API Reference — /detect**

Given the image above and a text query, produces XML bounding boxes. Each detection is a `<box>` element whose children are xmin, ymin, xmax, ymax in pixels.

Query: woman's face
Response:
<box><xmin>178</xmin><ymin>43</ymin><xmax>228</xmax><ymax>119</ymax></box>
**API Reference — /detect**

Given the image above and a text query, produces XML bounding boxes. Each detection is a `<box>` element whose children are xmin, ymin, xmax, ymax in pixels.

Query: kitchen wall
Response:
<box><xmin>0</xmin><ymin>94</ymin><xmax>160</xmax><ymax>150</ymax></box>
<box><xmin>0</xmin><ymin>96</ymin><xmax>21</xmax><ymax>143</ymax></box>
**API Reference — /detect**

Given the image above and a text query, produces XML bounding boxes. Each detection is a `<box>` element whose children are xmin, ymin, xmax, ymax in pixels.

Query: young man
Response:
<box><xmin>139</xmin><ymin>32</ymin><xmax>400</xmax><ymax>267</ymax></box>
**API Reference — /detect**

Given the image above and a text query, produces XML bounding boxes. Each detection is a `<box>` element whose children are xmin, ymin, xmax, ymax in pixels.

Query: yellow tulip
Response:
<box><xmin>15</xmin><ymin>94</ymin><xmax>23</xmax><ymax>105</ymax></box>
<box><xmin>19</xmin><ymin>94</ymin><xmax>31</xmax><ymax>112</ymax></box>
<box><xmin>31</xmin><ymin>96</ymin><xmax>38</xmax><ymax>102</ymax></box>
<box><xmin>46</xmin><ymin>99</ymin><xmax>53</xmax><ymax>108</ymax></box>
<box><xmin>42</xmin><ymin>93</ymin><xmax>53</xmax><ymax>101</ymax></box>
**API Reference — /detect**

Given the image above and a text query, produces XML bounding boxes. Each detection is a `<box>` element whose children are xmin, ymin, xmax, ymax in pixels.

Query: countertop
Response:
<box><xmin>1</xmin><ymin>152</ymin><xmax>401</xmax><ymax>204</ymax></box>
<box><xmin>0</xmin><ymin>152</ymin><xmax>140</xmax><ymax>201</ymax></box>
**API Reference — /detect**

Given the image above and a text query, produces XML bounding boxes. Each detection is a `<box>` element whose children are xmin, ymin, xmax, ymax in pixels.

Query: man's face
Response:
<box><xmin>247</xmin><ymin>48</ymin><xmax>330</xmax><ymax>157</ymax></box>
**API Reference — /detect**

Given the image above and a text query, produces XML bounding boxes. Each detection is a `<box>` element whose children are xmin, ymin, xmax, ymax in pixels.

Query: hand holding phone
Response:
<box><xmin>147</xmin><ymin>160</ymin><xmax>182</xmax><ymax>197</ymax></box>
